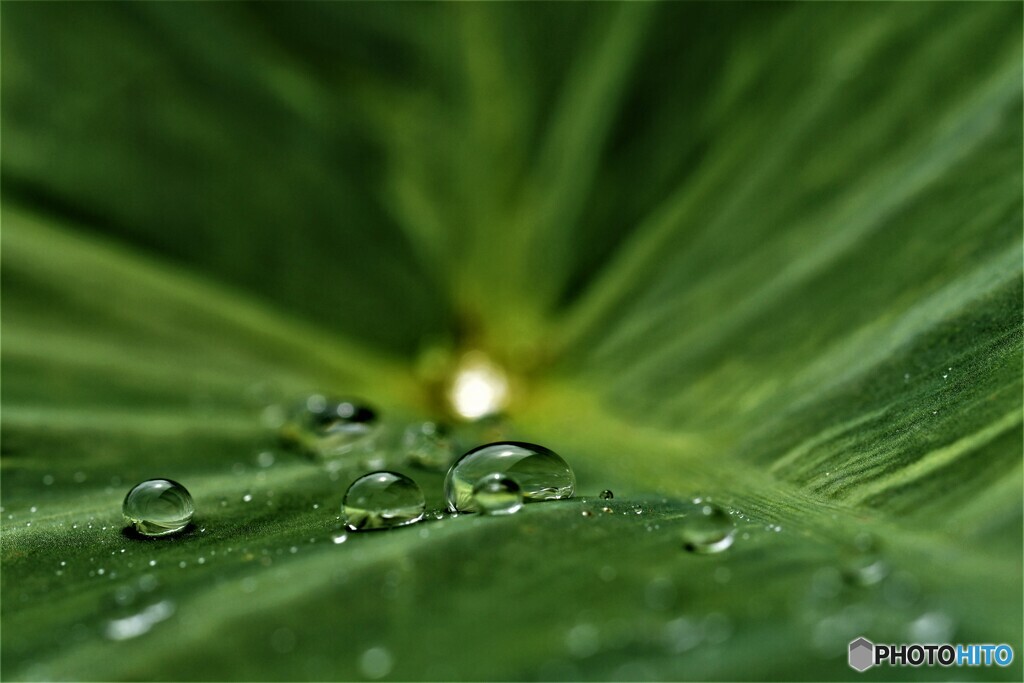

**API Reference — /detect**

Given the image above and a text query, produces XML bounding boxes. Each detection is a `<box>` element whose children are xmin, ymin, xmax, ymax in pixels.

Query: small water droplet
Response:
<box><xmin>841</xmin><ymin>532</ymin><xmax>888</xmax><ymax>586</ymax></box>
<box><xmin>599</xmin><ymin>489</ymin><xmax>614</xmax><ymax>500</ymax></box>
<box><xmin>42</xmin><ymin>475</ymin><xmax>55</xmax><ymax>486</ymax></box>
<box><xmin>122</xmin><ymin>479</ymin><xmax>194</xmax><ymax>537</ymax></box>
<box><xmin>280</xmin><ymin>395</ymin><xmax>379</xmax><ymax>457</ymax></box>
<box><xmin>331</xmin><ymin>530</ymin><xmax>349</xmax><ymax>544</ymax></box>
<box><xmin>680</xmin><ymin>504</ymin><xmax>735</xmax><ymax>554</ymax></box>
<box><xmin>343</xmin><ymin>471</ymin><xmax>425</xmax><ymax>531</ymax></box>
<box><xmin>73</xmin><ymin>471</ymin><xmax>87</xmax><ymax>483</ymax></box>
<box><xmin>403</xmin><ymin>422</ymin><xmax>455</xmax><ymax>470</ymax></box>
<box><xmin>471</xmin><ymin>473</ymin><xmax>523</xmax><ymax>516</ymax></box>
<box><xmin>242</xmin><ymin>492</ymin><xmax>253</xmax><ymax>503</ymax></box>
<box><xmin>581</xmin><ymin>510</ymin><xmax>593</xmax><ymax>518</ymax></box>
<box><xmin>359</xmin><ymin>646</ymin><xmax>393</xmax><ymax>680</ymax></box>
<box><xmin>104</xmin><ymin>600</ymin><xmax>175</xmax><ymax>640</ymax></box>
<box><xmin>444</xmin><ymin>441</ymin><xmax>575</xmax><ymax>512</ymax></box>
<box><xmin>256</xmin><ymin>451</ymin><xmax>275</xmax><ymax>468</ymax></box>
<box><xmin>600</xmin><ymin>506</ymin><xmax>613</xmax><ymax>513</ymax></box>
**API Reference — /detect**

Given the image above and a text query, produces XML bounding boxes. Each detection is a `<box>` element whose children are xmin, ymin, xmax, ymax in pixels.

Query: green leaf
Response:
<box><xmin>2</xmin><ymin>3</ymin><xmax>1021</xmax><ymax>680</ymax></box>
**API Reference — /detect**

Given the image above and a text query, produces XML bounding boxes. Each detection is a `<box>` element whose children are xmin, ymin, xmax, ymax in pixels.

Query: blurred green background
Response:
<box><xmin>2</xmin><ymin>2</ymin><xmax>1021</xmax><ymax>680</ymax></box>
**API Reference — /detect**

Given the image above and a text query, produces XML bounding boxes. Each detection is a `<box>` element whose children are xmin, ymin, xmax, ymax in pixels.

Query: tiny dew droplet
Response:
<box><xmin>280</xmin><ymin>395</ymin><xmax>379</xmax><ymax>457</ymax></box>
<box><xmin>444</xmin><ymin>441</ymin><xmax>575</xmax><ymax>512</ymax></box>
<box><xmin>471</xmin><ymin>474</ymin><xmax>523</xmax><ymax>515</ymax></box>
<box><xmin>343</xmin><ymin>472</ymin><xmax>425</xmax><ymax>531</ymax></box>
<box><xmin>600</xmin><ymin>489</ymin><xmax>614</xmax><ymax>500</ymax></box>
<box><xmin>122</xmin><ymin>479</ymin><xmax>194</xmax><ymax>537</ymax></box>
<box><xmin>680</xmin><ymin>504</ymin><xmax>734</xmax><ymax>554</ymax></box>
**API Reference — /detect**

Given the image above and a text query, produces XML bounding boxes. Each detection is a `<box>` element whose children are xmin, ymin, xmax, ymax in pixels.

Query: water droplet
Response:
<box><xmin>581</xmin><ymin>510</ymin><xmax>593</xmax><ymax>518</ymax></box>
<box><xmin>841</xmin><ymin>532</ymin><xmax>888</xmax><ymax>586</ymax></box>
<box><xmin>104</xmin><ymin>600</ymin><xmax>175</xmax><ymax>640</ymax></box>
<box><xmin>359</xmin><ymin>646</ymin><xmax>393</xmax><ymax>679</ymax></box>
<box><xmin>600</xmin><ymin>506</ymin><xmax>613</xmax><ymax>513</ymax></box>
<box><xmin>73</xmin><ymin>471</ymin><xmax>87</xmax><ymax>483</ymax></box>
<box><xmin>242</xmin><ymin>492</ymin><xmax>253</xmax><ymax>503</ymax></box>
<box><xmin>680</xmin><ymin>504</ymin><xmax>734</xmax><ymax>554</ymax></box>
<box><xmin>599</xmin><ymin>489</ymin><xmax>614</xmax><ymax>500</ymax></box>
<box><xmin>470</xmin><ymin>474</ymin><xmax>523</xmax><ymax>516</ymax></box>
<box><xmin>42</xmin><ymin>475</ymin><xmax>54</xmax><ymax>486</ymax></box>
<box><xmin>256</xmin><ymin>451</ymin><xmax>275</xmax><ymax>468</ymax></box>
<box><xmin>444</xmin><ymin>441</ymin><xmax>575</xmax><ymax>512</ymax></box>
<box><xmin>280</xmin><ymin>395</ymin><xmax>378</xmax><ymax>457</ymax></box>
<box><xmin>403</xmin><ymin>422</ymin><xmax>455</xmax><ymax>470</ymax></box>
<box><xmin>122</xmin><ymin>479</ymin><xmax>194</xmax><ymax>537</ymax></box>
<box><xmin>343</xmin><ymin>472</ymin><xmax>425</xmax><ymax>531</ymax></box>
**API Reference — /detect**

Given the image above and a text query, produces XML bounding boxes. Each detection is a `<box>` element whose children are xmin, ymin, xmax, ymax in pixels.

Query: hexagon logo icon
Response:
<box><xmin>849</xmin><ymin>637</ymin><xmax>874</xmax><ymax>672</ymax></box>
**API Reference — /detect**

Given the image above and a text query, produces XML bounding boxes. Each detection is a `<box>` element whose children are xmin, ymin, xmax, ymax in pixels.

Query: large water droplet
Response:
<box><xmin>471</xmin><ymin>474</ymin><xmax>523</xmax><ymax>515</ymax></box>
<box><xmin>680</xmin><ymin>504</ymin><xmax>734</xmax><ymax>554</ymax></box>
<box><xmin>444</xmin><ymin>441</ymin><xmax>575</xmax><ymax>512</ymax></box>
<box><xmin>343</xmin><ymin>472</ymin><xmax>425</xmax><ymax>531</ymax></box>
<box><xmin>403</xmin><ymin>422</ymin><xmax>454</xmax><ymax>470</ymax></box>
<box><xmin>122</xmin><ymin>479</ymin><xmax>194</xmax><ymax>537</ymax></box>
<box><xmin>280</xmin><ymin>395</ymin><xmax>378</xmax><ymax>457</ymax></box>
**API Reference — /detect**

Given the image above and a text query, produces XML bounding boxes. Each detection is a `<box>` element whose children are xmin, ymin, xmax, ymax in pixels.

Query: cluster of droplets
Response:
<box><xmin>279</xmin><ymin>395</ymin><xmax>381</xmax><ymax>462</ymax></box>
<box><xmin>341</xmin><ymin>440</ymin><xmax>575</xmax><ymax>530</ymax></box>
<box><xmin>117</xmin><ymin>395</ymin><xmax>741</xmax><ymax>565</ymax></box>
<box><xmin>119</xmin><ymin>397</ymin><xmax>581</xmax><ymax>536</ymax></box>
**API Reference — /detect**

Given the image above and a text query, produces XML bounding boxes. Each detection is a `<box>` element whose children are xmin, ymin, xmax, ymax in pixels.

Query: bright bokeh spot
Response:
<box><xmin>448</xmin><ymin>351</ymin><xmax>510</xmax><ymax>420</ymax></box>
